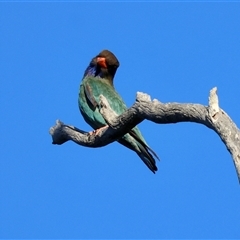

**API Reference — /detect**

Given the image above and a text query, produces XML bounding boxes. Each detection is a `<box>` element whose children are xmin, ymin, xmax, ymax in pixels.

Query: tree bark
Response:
<box><xmin>49</xmin><ymin>87</ymin><xmax>240</xmax><ymax>183</ymax></box>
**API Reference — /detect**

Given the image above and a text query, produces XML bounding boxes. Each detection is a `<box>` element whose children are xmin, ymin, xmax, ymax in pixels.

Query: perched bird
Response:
<box><xmin>78</xmin><ymin>50</ymin><xmax>159</xmax><ymax>173</ymax></box>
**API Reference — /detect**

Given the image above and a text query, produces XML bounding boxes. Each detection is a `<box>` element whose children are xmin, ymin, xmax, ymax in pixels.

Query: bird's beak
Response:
<box><xmin>97</xmin><ymin>57</ymin><xmax>107</xmax><ymax>68</ymax></box>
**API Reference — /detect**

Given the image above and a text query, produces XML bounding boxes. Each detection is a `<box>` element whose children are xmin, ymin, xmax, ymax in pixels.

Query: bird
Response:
<box><xmin>78</xmin><ymin>50</ymin><xmax>159</xmax><ymax>173</ymax></box>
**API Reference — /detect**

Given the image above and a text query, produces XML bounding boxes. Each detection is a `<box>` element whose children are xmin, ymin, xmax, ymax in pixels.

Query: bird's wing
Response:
<box><xmin>80</xmin><ymin>76</ymin><xmax>159</xmax><ymax>172</ymax></box>
<box><xmin>83</xmin><ymin>76</ymin><xmax>128</xmax><ymax>113</ymax></box>
<box><xmin>80</xmin><ymin>76</ymin><xmax>128</xmax><ymax>129</ymax></box>
<box><xmin>83</xmin><ymin>82</ymin><xmax>98</xmax><ymax>110</ymax></box>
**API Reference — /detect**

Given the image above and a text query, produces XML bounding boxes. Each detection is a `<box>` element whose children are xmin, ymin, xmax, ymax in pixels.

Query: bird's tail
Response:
<box><xmin>118</xmin><ymin>130</ymin><xmax>159</xmax><ymax>173</ymax></box>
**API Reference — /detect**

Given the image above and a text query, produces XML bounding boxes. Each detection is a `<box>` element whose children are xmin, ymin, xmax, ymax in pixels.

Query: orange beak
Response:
<box><xmin>97</xmin><ymin>57</ymin><xmax>107</xmax><ymax>68</ymax></box>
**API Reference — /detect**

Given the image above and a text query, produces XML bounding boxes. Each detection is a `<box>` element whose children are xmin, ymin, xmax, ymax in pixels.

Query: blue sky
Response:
<box><xmin>1</xmin><ymin>2</ymin><xmax>240</xmax><ymax>239</ymax></box>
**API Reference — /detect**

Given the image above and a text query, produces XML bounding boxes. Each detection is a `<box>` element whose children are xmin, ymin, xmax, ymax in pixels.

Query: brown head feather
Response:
<box><xmin>94</xmin><ymin>50</ymin><xmax>120</xmax><ymax>84</ymax></box>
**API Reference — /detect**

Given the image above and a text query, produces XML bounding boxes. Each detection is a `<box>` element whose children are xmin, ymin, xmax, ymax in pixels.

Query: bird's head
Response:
<box><xmin>84</xmin><ymin>50</ymin><xmax>120</xmax><ymax>84</ymax></box>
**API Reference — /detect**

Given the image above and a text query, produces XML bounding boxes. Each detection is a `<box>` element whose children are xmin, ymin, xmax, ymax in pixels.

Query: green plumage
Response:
<box><xmin>79</xmin><ymin>76</ymin><xmax>127</xmax><ymax>129</ymax></box>
<box><xmin>78</xmin><ymin>50</ymin><xmax>158</xmax><ymax>173</ymax></box>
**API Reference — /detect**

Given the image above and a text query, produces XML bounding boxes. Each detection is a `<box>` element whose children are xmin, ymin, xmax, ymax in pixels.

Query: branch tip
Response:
<box><xmin>208</xmin><ymin>87</ymin><xmax>220</xmax><ymax>121</ymax></box>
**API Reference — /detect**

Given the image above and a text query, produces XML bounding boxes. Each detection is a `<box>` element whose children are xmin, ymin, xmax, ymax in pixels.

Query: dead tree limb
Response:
<box><xmin>49</xmin><ymin>87</ymin><xmax>240</xmax><ymax>182</ymax></box>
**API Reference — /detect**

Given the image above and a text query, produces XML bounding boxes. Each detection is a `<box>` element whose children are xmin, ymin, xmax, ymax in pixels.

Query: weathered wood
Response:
<box><xmin>49</xmin><ymin>87</ymin><xmax>240</xmax><ymax>183</ymax></box>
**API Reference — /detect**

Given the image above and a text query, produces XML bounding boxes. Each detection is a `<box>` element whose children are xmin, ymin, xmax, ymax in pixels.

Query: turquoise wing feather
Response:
<box><xmin>78</xmin><ymin>76</ymin><xmax>158</xmax><ymax>172</ymax></box>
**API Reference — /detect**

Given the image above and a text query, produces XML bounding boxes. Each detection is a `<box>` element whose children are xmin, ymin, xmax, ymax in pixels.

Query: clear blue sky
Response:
<box><xmin>1</xmin><ymin>2</ymin><xmax>240</xmax><ymax>239</ymax></box>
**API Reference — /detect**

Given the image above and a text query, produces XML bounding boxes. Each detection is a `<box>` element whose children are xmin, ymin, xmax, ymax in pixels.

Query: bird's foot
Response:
<box><xmin>89</xmin><ymin>125</ymin><xmax>109</xmax><ymax>136</ymax></box>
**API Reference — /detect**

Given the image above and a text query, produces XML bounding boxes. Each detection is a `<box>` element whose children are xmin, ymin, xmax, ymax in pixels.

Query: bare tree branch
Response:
<box><xmin>49</xmin><ymin>87</ymin><xmax>240</xmax><ymax>183</ymax></box>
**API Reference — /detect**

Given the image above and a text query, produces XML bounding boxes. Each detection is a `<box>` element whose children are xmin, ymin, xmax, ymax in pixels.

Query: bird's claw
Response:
<box><xmin>89</xmin><ymin>125</ymin><xmax>109</xmax><ymax>136</ymax></box>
